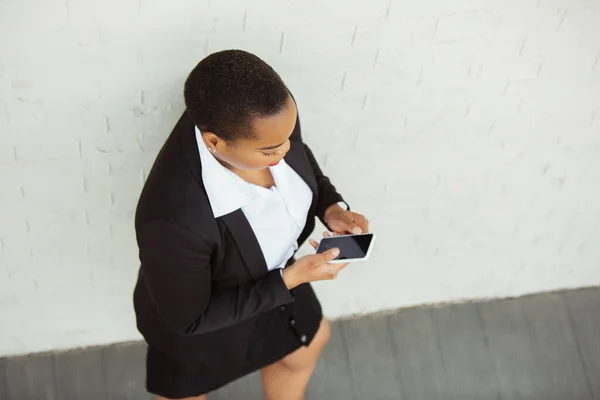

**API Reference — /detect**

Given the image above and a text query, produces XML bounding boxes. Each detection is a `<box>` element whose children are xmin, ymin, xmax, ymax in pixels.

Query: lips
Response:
<box><xmin>269</xmin><ymin>161</ymin><xmax>280</xmax><ymax>167</ymax></box>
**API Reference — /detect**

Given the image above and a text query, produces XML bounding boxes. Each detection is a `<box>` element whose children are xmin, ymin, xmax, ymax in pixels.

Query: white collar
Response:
<box><xmin>196</xmin><ymin>127</ymin><xmax>250</xmax><ymax>217</ymax></box>
<box><xmin>195</xmin><ymin>127</ymin><xmax>292</xmax><ymax>218</ymax></box>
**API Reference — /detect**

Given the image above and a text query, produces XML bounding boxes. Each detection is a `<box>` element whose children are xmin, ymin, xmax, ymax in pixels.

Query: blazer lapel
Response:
<box><xmin>220</xmin><ymin>210</ymin><xmax>269</xmax><ymax>281</ymax></box>
<box><xmin>179</xmin><ymin>112</ymin><xmax>268</xmax><ymax>280</ymax></box>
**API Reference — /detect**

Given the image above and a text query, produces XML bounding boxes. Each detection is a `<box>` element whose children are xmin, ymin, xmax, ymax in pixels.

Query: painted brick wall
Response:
<box><xmin>1</xmin><ymin>0</ymin><xmax>599</xmax><ymax>356</ymax></box>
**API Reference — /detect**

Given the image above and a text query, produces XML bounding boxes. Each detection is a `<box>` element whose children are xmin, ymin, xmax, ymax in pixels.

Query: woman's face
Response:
<box><xmin>203</xmin><ymin>95</ymin><xmax>297</xmax><ymax>171</ymax></box>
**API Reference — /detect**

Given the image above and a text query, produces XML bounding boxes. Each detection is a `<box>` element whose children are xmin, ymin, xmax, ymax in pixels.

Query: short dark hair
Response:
<box><xmin>184</xmin><ymin>50</ymin><xmax>290</xmax><ymax>142</ymax></box>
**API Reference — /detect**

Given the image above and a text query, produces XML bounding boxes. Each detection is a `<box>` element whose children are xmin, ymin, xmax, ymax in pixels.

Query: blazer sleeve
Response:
<box><xmin>137</xmin><ymin>219</ymin><xmax>294</xmax><ymax>336</ymax></box>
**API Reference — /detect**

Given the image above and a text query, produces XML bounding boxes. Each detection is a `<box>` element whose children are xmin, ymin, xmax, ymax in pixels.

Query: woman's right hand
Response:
<box><xmin>282</xmin><ymin>232</ymin><xmax>349</xmax><ymax>290</ymax></box>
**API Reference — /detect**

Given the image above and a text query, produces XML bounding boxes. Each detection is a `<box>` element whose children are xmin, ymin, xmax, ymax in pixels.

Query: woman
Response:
<box><xmin>133</xmin><ymin>50</ymin><xmax>369</xmax><ymax>400</ymax></box>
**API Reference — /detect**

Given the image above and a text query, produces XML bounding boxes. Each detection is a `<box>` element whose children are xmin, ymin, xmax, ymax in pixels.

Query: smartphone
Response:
<box><xmin>315</xmin><ymin>233</ymin><xmax>376</xmax><ymax>264</ymax></box>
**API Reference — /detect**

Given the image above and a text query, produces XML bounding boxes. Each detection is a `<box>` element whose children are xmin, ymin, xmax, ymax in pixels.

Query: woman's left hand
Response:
<box><xmin>323</xmin><ymin>204</ymin><xmax>369</xmax><ymax>235</ymax></box>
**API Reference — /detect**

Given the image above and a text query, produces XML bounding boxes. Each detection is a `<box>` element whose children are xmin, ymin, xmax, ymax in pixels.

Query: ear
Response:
<box><xmin>202</xmin><ymin>132</ymin><xmax>225</xmax><ymax>153</ymax></box>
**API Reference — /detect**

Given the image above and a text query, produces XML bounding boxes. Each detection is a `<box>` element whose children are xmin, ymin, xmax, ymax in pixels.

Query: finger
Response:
<box><xmin>324</xmin><ymin>264</ymin><xmax>338</xmax><ymax>280</ymax></box>
<box><xmin>328</xmin><ymin>212</ymin><xmax>355</xmax><ymax>234</ymax></box>
<box><xmin>344</xmin><ymin>215</ymin><xmax>362</xmax><ymax>234</ymax></box>
<box><xmin>338</xmin><ymin>212</ymin><xmax>368</xmax><ymax>235</ymax></box>
<box><xmin>346</xmin><ymin>218</ymin><xmax>363</xmax><ymax>235</ymax></box>
<box><xmin>320</xmin><ymin>262</ymin><xmax>349</xmax><ymax>280</ymax></box>
<box><xmin>329</xmin><ymin>262</ymin><xmax>349</xmax><ymax>278</ymax></box>
<box><xmin>332</xmin><ymin>262</ymin><xmax>350</xmax><ymax>273</ymax></box>
<box><xmin>322</xmin><ymin>231</ymin><xmax>332</xmax><ymax>238</ymax></box>
<box><xmin>350</xmin><ymin>213</ymin><xmax>369</xmax><ymax>234</ymax></box>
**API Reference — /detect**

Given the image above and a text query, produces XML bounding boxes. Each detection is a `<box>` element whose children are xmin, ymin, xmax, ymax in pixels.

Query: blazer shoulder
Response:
<box><xmin>135</xmin><ymin>112</ymin><xmax>217</xmax><ymax>241</ymax></box>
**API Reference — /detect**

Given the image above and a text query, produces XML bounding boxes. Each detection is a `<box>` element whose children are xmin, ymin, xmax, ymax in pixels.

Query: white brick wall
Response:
<box><xmin>1</xmin><ymin>0</ymin><xmax>599</xmax><ymax>356</ymax></box>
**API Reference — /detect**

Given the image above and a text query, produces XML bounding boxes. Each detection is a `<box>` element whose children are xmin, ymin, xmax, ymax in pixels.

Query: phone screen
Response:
<box><xmin>316</xmin><ymin>234</ymin><xmax>374</xmax><ymax>260</ymax></box>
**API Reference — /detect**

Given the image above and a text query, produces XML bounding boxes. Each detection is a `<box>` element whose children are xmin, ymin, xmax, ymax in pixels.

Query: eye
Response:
<box><xmin>262</xmin><ymin>152</ymin><xmax>275</xmax><ymax>157</ymax></box>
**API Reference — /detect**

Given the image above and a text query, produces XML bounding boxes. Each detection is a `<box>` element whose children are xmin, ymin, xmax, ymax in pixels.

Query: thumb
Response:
<box><xmin>322</xmin><ymin>247</ymin><xmax>340</xmax><ymax>263</ymax></box>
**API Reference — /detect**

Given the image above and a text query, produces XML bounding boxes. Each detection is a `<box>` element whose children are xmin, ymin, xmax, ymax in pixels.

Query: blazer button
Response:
<box><xmin>290</xmin><ymin>319</ymin><xmax>296</xmax><ymax>326</ymax></box>
<box><xmin>300</xmin><ymin>334</ymin><xmax>307</xmax><ymax>343</ymax></box>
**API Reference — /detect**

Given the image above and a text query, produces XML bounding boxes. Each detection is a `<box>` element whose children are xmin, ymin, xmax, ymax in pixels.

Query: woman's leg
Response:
<box><xmin>156</xmin><ymin>395</ymin><xmax>206</xmax><ymax>400</ymax></box>
<box><xmin>261</xmin><ymin>318</ymin><xmax>331</xmax><ymax>400</ymax></box>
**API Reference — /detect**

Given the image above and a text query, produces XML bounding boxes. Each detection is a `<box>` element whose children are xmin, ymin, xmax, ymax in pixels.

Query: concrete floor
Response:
<box><xmin>1</xmin><ymin>288</ymin><xmax>599</xmax><ymax>400</ymax></box>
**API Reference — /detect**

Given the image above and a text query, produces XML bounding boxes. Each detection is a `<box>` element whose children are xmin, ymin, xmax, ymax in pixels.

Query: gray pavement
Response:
<box><xmin>2</xmin><ymin>288</ymin><xmax>599</xmax><ymax>400</ymax></box>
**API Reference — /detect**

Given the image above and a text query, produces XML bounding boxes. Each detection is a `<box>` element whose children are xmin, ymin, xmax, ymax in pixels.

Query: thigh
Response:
<box><xmin>274</xmin><ymin>318</ymin><xmax>331</xmax><ymax>372</ymax></box>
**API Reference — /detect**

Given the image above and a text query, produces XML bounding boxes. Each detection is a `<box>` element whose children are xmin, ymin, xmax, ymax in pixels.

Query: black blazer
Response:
<box><xmin>133</xmin><ymin>110</ymin><xmax>346</xmax><ymax>373</ymax></box>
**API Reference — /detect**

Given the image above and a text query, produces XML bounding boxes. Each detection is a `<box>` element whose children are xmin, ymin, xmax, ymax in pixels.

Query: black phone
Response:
<box><xmin>315</xmin><ymin>233</ymin><xmax>376</xmax><ymax>263</ymax></box>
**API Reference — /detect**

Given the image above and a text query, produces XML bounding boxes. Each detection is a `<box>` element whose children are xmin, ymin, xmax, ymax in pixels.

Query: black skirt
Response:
<box><xmin>145</xmin><ymin>283</ymin><xmax>323</xmax><ymax>399</ymax></box>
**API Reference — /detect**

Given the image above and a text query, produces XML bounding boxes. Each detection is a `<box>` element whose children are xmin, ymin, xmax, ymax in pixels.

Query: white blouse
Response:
<box><xmin>195</xmin><ymin>127</ymin><xmax>313</xmax><ymax>271</ymax></box>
